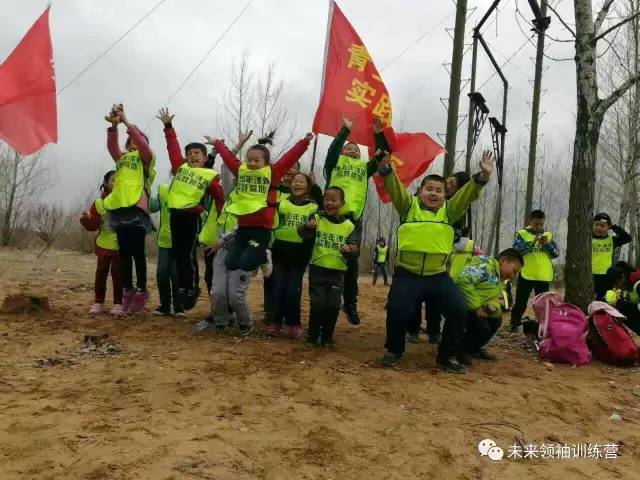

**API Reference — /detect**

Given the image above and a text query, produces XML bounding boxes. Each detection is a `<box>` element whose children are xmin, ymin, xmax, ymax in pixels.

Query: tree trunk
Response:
<box><xmin>2</xmin><ymin>153</ymin><xmax>19</xmax><ymax>246</ymax></box>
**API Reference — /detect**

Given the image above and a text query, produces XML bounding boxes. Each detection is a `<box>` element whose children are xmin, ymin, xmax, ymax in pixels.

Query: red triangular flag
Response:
<box><xmin>0</xmin><ymin>6</ymin><xmax>57</xmax><ymax>155</ymax></box>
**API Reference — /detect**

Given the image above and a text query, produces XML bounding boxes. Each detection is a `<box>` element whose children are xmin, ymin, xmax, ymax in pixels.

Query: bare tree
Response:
<box><xmin>32</xmin><ymin>204</ymin><xmax>68</xmax><ymax>256</ymax></box>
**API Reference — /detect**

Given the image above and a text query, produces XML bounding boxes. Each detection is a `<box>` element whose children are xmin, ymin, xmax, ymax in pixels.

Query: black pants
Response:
<box><xmin>373</xmin><ymin>263</ymin><xmax>388</xmax><ymax>285</ymax></box>
<box><xmin>225</xmin><ymin>227</ymin><xmax>270</xmax><ymax>271</ymax></box>
<box><xmin>157</xmin><ymin>247</ymin><xmax>179</xmax><ymax>310</ymax></box>
<box><xmin>270</xmin><ymin>261</ymin><xmax>306</xmax><ymax>326</ymax></box>
<box><xmin>308</xmin><ymin>266</ymin><xmax>344</xmax><ymax>343</ymax></box>
<box><xmin>343</xmin><ymin>216</ymin><xmax>362</xmax><ymax>308</ymax></box>
<box><xmin>593</xmin><ymin>274</ymin><xmax>609</xmax><ymax>301</ymax></box>
<box><xmin>205</xmin><ymin>250</ymin><xmax>215</xmax><ymax>294</ymax></box>
<box><xmin>115</xmin><ymin>225</ymin><xmax>147</xmax><ymax>291</ymax></box>
<box><xmin>263</xmin><ymin>275</ymin><xmax>274</xmax><ymax>321</ymax></box>
<box><xmin>614</xmin><ymin>301</ymin><xmax>640</xmax><ymax>336</ymax></box>
<box><xmin>408</xmin><ymin>301</ymin><xmax>443</xmax><ymax>337</ymax></box>
<box><xmin>510</xmin><ymin>275</ymin><xmax>550</xmax><ymax>327</ymax></box>
<box><xmin>385</xmin><ymin>268</ymin><xmax>467</xmax><ymax>360</ymax></box>
<box><xmin>461</xmin><ymin>312</ymin><xmax>501</xmax><ymax>354</ymax></box>
<box><xmin>169</xmin><ymin>209</ymin><xmax>201</xmax><ymax>291</ymax></box>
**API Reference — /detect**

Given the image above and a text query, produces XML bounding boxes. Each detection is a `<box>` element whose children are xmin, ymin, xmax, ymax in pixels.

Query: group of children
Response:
<box><xmin>80</xmin><ymin>103</ymin><xmax>636</xmax><ymax>375</ymax></box>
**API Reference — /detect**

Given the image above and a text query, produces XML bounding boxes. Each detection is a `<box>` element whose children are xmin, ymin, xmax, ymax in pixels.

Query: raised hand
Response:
<box><xmin>113</xmin><ymin>103</ymin><xmax>128</xmax><ymax>126</ymax></box>
<box><xmin>341</xmin><ymin>113</ymin><xmax>354</xmax><ymax>130</ymax></box>
<box><xmin>378</xmin><ymin>151</ymin><xmax>391</xmax><ymax>170</ymax></box>
<box><xmin>305</xmin><ymin>132</ymin><xmax>315</xmax><ymax>141</ymax></box>
<box><xmin>238</xmin><ymin>130</ymin><xmax>253</xmax><ymax>145</ymax></box>
<box><xmin>308</xmin><ymin>171</ymin><xmax>316</xmax><ymax>184</ymax></box>
<box><xmin>476</xmin><ymin>306</ymin><xmax>489</xmax><ymax>318</ymax></box>
<box><xmin>306</xmin><ymin>219</ymin><xmax>317</xmax><ymax>230</ymax></box>
<box><xmin>372</xmin><ymin>117</ymin><xmax>384</xmax><ymax>134</ymax></box>
<box><xmin>479</xmin><ymin>150</ymin><xmax>494</xmax><ymax>181</ymax></box>
<box><xmin>203</xmin><ymin>135</ymin><xmax>220</xmax><ymax>146</ymax></box>
<box><xmin>104</xmin><ymin>112</ymin><xmax>119</xmax><ymax>127</ymax></box>
<box><xmin>156</xmin><ymin>107</ymin><xmax>174</xmax><ymax>126</ymax></box>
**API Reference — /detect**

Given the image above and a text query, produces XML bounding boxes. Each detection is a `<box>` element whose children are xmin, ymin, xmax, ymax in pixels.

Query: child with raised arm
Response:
<box><xmin>592</xmin><ymin>212</ymin><xmax>632</xmax><ymax>300</ymax></box>
<box><xmin>80</xmin><ymin>170</ymin><xmax>124</xmax><ymax>317</ymax></box>
<box><xmin>378</xmin><ymin>150</ymin><xmax>494</xmax><ymax>374</ymax></box>
<box><xmin>103</xmin><ymin>104</ymin><xmax>156</xmax><ymax>314</ymax></box>
<box><xmin>372</xmin><ymin>237</ymin><xmax>389</xmax><ymax>286</ymax></box>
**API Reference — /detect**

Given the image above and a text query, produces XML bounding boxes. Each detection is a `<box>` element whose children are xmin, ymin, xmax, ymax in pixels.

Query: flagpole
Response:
<box><xmin>311</xmin><ymin>0</ymin><xmax>335</xmax><ymax>172</ymax></box>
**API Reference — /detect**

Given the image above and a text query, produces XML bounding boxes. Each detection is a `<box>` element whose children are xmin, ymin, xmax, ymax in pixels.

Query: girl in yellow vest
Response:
<box><xmin>298</xmin><ymin>186</ymin><xmax>360</xmax><ymax>347</ymax></box>
<box><xmin>267</xmin><ymin>172</ymin><xmax>323</xmax><ymax>338</ymax></box>
<box><xmin>372</xmin><ymin>237</ymin><xmax>389</xmax><ymax>286</ymax></box>
<box><xmin>103</xmin><ymin>104</ymin><xmax>156</xmax><ymax>315</ymax></box>
<box><xmin>79</xmin><ymin>171</ymin><xmax>125</xmax><ymax>317</ymax></box>
<box><xmin>592</xmin><ymin>212</ymin><xmax>632</xmax><ymax>300</ymax></box>
<box><xmin>379</xmin><ymin>150</ymin><xmax>494</xmax><ymax>374</ymax></box>
<box><xmin>510</xmin><ymin>210</ymin><xmax>560</xmax><ymax>332</ymax></box>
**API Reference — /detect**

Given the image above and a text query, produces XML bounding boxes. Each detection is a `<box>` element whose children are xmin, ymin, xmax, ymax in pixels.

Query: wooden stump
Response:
<box><xmin>1</xmin><ymin>294</ymin><xmax>50</xmax><ymax>314</ymax></box>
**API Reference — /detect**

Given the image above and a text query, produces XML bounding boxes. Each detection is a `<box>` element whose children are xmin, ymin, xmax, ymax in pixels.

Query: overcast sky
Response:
<box><xmin>1</xmin><ymin>0</ymin><xmax>581</xmax><ymax>206</ymax></box>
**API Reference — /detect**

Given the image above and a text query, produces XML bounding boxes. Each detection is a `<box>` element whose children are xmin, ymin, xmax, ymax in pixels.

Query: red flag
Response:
<box><xmin>0</xmin><ymin>6</ymin><xmax>57</xmax><ymax>155</ymax></box>
<box><xmin>312</xmin><ymin>2</ymin><xmax>392</xmax><ymax>146</ymax></box>
<box><xmin>370</xmin><ymin>129</ymin><xmax>445</xmax><ymax>203</ymax></box>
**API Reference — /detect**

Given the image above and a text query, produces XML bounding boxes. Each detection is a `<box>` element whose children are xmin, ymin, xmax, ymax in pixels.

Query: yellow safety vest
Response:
<box><xmin>310</xmin><ymin>214</ymin><xmax>355</xmax><ymax>271</ymax></box>
<box><xmin>103</xmin><ymin>150</ymin><xmax>156</xmax><ymax>210</ymax></box>
<box><xmin>271</xmin><ymin>189</ymin><xmax>291</xmax><ymax>229</ymax></box>
<box><xmin>217</xmin><ymin>201</ymin><xmax>237</xmax><ymax>235</ymax></box>
<box><xmin>398</xmin><ymin>197</ymin><xmax>455</xmax><ymax>255</ymax></box>
<box><xmin>157</xmin><ymin>184</ymin><xmax>172</xmax><ymax>248</ymax></box>
<box><xmin>519</xmin><ymin>229</ymin><xmax>554</xmax><ymax>282</ymax></box>
<box><xmin>592</xmin><ymin>235</ymin><xmax>614</xmax><ymax>275</ymax></box>
<box><xmin>167</xmin><ymin>164</ymin><xmax>218</xmax><ymax>209</ymax></box>
<box><xmin>198</xmin><ymin>201</ymin><xmax>219</xmax><ymax>246</ymax></box>
<box><xmin>224</xmin><ymin>163</ymin><xmax>272</xmax><ymax>216</ymax></box>
<box><xmin>449</xmin><ymin>239</ymin><xmax>474</xmax><ymax>280</ymax></box>
<box><xmin>94</xmin><ymin>198</ymin><xmax>119</xmax><ymax>251</ymax></box>
<box><xmin>273</xmin><ymin>198</ymin><xmax>318</xmax><ymax>244</ymax></box>
<box><xmin>375</xmin><ymin>245</ymin><xmax>388</xmax><ymax>263</ymax></box>
<box><xmin>329</xmin><ymin>155</ymin><xmax>368</xmax><ymax>220</ymax></box>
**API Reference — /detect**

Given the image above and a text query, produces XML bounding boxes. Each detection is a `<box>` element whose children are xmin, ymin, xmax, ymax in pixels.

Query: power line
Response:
<box><xmin>57</xmin><ymin>0</ymin><xmax>169</xmax><ymax>95</ymax></box>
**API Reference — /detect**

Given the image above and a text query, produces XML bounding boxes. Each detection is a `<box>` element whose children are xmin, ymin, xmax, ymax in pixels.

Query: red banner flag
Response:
<box><xmin>312</xmin><ymin>2</ymin><xmax>392</xmax><ymax>146</ymax></box>
<box><xmin>0</xmin><ymin>6</ymin><xmax>57</xmax><ymax>155</ymax></box>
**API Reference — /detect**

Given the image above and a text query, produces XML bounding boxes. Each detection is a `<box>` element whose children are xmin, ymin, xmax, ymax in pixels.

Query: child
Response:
<box><xmin>203</xmin><ymin>132</ymin><xmax>313</xmax><ymax>334</ymax></box>
<box><xmin>298</xmin><ymin>186</ymin><xmax>359</xmax><ymax>347</ymax></box>
<box><xmin>603</xmin><ymin>262</ymin><xmax>640</xmax><ymax>335</ymax></box>
<box><xmin>157</xmin><ymin>108</ymin><xmax>225</xmax><ymax>310</ymax></box>
<box><xmin>510</xmin><ymin>210</ymin><xmax>560</xmax><ymax>333</ymax></box>
<box><xmin>592</xmin><ymin>212</ymin><xmax>632</xmax><ymax>300</ymax></box>
<box><xmin>379</xmin><ymin>150</ymin><xmax>494</xmax><ymax>373</ymax></box>
<box><xmin>103</xmin><ymin>104</ymin><xmax>156</xmax><ymax>314</ymax></box>
<box><xmin>323</xmin><ymin>116</ymin><xmax>388</xmax><ymax>325</ymax></box>
<box><xmin>80</xmin><ymin>170</ymin><xmax>125</xmax><ymax>317</ymax></box>
<box><xmin>372</xmin><ymin>237</ymin><xmax>389</xmax><ymax>286</ymax></box>
<box><xmin>149</xmin><ymin>183</ymin><xmax>182</xmax><ymax>317</ymax></box>
<box><xmin>456</xmin><ymin>248</ymin><xmax>524</xmax><ymax>365</ymax></box>
<box><xmin>267</xmin><ymin>172</ymin><xmax>323</xmax><ymax>337</ymax></box>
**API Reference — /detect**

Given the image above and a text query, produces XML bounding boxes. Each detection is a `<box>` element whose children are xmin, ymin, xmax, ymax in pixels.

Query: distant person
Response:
<box><xmin>372</xmin><ymin>237</ymin><xmax>389</xmax><ymax>286</ymax></box>
<box><xmin>592</xmin><ymin>212</ymin><xmax>632</xmax><ymax>300</ymax></box>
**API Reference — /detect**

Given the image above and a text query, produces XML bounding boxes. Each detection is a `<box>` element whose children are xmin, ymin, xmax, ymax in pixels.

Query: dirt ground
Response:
<box><xmin>1</xmin><ymin>248</ymin><xmax>639</xmax><ymax>480</ymax></box>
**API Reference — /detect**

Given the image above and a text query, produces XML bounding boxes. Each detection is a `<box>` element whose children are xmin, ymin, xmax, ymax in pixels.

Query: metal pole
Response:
<box><xmin>464</xmin><ymin>32</ymin><xmax>479</xmax><ymax>174</ymax></box>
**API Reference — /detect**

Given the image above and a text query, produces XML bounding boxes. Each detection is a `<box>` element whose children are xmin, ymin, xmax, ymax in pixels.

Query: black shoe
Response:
<box><xmin>238</xmin><ymin>324</ymin><xmax>254</xmax><ymax>336</ymax></box>
<box><xmin>306</xmin><ymin>335</ymin><xmax>320</xmax><ymax>346</ymax></box>
<box><xmin>321</xmin><ymin>338</ymin><xmax>335</xmax><ymax>349</ymax></box>
<box><xmin>436</xmin><ymin>357</ymin><xmax>466</xmax><ymax>374</ymax></box>
<box><xmin>180</xmin><ymin>288</ymin><xmax>199</xmax><ymax>311</ymax></box>
<box><xmin>428</xmin><ymin>334</ymin><xmax>441</xmax><ymax>345</ymax></box>
<box><xmin>152</xmin><ymin>305</ymin><xmax>171</xmax><ymax>316</ymax></box>
<box><xmin>470</xmin><ymin>349</ymin><xmax>497</xmax><ymax>362</ymax></box>
<box><xmin>406</xmin><ymin>333</ymin><xmax>420</xmax><ymax>344</ymax></box>
<box><xmin>458</xmin><ymin>353</ymin><xmax>473</xmax><ymax>366</ymax></box>
<box><xmin>342</xmin><ymin>304</ymin><xmax>360</xmax><ymax>325</ymax></box>
<box><xmin>381</xmin><ymin>352</ymin><xmax>403</xmax><ymax>367</ymax></box>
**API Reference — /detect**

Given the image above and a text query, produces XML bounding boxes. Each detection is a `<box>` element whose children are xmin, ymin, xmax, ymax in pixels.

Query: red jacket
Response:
<box><xmin>163</xmin><ymin>127</ymin><xmax>224</xmax><ymax>215</ymax></box>
<box><xmin>214</xmin><ymin>137</ymin><xmax>311</xmax><ymax>228</ymax></box>
<box><xmin>79</xmin><ymin>193</ymin><xmax>118</xmax><ymax>258</ymax></box>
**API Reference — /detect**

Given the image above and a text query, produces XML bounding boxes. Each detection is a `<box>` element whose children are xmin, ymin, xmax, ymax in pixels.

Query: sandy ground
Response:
<box><xmin>0</xmin><ymin>247</ymin><xmax>639</xmax><ymax>480</ymax></box>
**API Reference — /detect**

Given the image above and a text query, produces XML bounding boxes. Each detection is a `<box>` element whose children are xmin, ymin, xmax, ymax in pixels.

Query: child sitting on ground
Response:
<box><xmin>592</xmin><ymin>213</ymin><xmax>632</xmax><ymax>300</ymax></box>
<box><xmin>603</xmin><ymin>261</ymin><xmax>640</xmax><ymax>335</ymax></box>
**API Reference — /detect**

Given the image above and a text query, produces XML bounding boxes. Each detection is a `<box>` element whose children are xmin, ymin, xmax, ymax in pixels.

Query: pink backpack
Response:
<box><xmin>532</xmin><ymin>292</ymin><xmax>592</xmax><ymax>366</ymax></box>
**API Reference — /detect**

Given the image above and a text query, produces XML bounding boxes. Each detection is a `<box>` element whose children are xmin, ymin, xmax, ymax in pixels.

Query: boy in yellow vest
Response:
<box><xmin>323</xmin><ymin>116</ymin><xmax>388</xmax><ymax>325</ymax></box>
<box><xmin>379</xmin><ymin>150</ymin><xmax>494</xmax><ymax>373</ymax></box>
<box><xmin>298</xmin><ymin>186</ymin><xmax>360</xmax><ymax>347</ymax></box>
<box><xmin>372</xmin><ymin>237</ymin><xmax>389</xmax><ymax>285</ymax></box>
<box><xmin>592</xmin><ymin>212</ymin><xmax>631</xmax><ymax>300</ymax></box>
<box><xmin>510</xmin><ymin>210</ymin><xmax>560</xmax><ymax>333</ymax></box>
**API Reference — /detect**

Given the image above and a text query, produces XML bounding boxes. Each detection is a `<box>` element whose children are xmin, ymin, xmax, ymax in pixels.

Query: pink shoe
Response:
<box><xmin>286</xmin><ymin>325</ymin><xmax>303</xmax><ymax>339</ymax></box>
<box><xmin>110</xmin><ymin>304</ymin><xmax>126</xmax><ymax>317</ymax></box>
<box><xmin>88</xmin><ymin>303</ymin><xmax>103</xmax><ymax>315</ymax></box>
<box><xmin>122</xmin><ymin>290</ymin><xmax>134</xmax><ymax>313</ymax></box>
<box><xmin>128</xmin><ymin>290</ymin><xmax>149</xmax><ymax>314</ymax></box>
<box><xmin>266</xmin><ymin>324</ymin><xmax>281</xmax><ymax>337</ymax></box>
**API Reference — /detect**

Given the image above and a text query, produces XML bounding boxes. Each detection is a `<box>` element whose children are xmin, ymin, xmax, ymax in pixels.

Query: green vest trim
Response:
<box><xmin>167</xmin><ymin>164</ymin><xmax>218</xmax><ymax>209</ymax></box>
<box><xmin>592</xmin><ymin>235</ymin><xmax>614</xmax><ymax>275</ymax></box>
<box><xmin>376</xmin><ymin>245</ymin><xmax>388</xmax><ymax>263</ymax></box>
<box><xmin>274</xmin><ymin>199</ymin><xmax>318</xmax><ymax>244</ymax></box>
<box><xmin>310</xmin><ymin>215</ymin><xmax>355</xmax><ymax>271</ymax></box>
<box><xmin>519</xmin><ymin>229</ymin><xmax>554</xmax><ymax>282</ymax></box>
<box><xmin>198</xmin><ymin>201</ymin><xmax>219</xmax><ymax>246</ymax></box>
<box><xmin>94</xmin><ymin>198</ymin><xmax>118</xmax><ymax>251</ymax></box>
<box><xmin>103</xmin><ymin>150</ymin><xmax>155</xmax><ymax>210</ymax></box>
<box><xmin>449</xmin><ymin>239</ymin><xmax>474</xmax><ymax>280</ymax></box>
<box><xmin>157</xmin><ymin>184</ymin><xmax>172</xmax><ymax>248</ymax></box>
<box><xmin>329</xmin><ymin>155</ymin><xmax>368</xmax><ymax>220</ymax></box>
<box><xmin>224</xmin><ymin>164</ymin><xmax>272</xmax><ymax>216</ymax></box>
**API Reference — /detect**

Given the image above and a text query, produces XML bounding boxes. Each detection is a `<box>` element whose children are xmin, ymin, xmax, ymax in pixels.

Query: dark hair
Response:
<box><xmin>205</xmin><ymin>151</ymin><xmax>217</xmax><ymax>168</ymax></box>
<box><xmin>420</xmin><ymin>174</ymin><xmax>446</xmax><ymax>188</ymax></box>
<box><xmin>100</xmin><ymin>170</ymin><xmax>116</xmax><ymax>193</ymax></box>
<box><xmin>125</xmin><ymin>131</ymin><xmax>149</xmax><ymax>150</ymax></box>
<box><xmin>258</xmin><ymin>130</ymin><xmax>276</xmax><ymax>146</ymax></box>
<box><xmin>325</xmin><ymin>186</ymin><xmax>345</xmax><ymax>202</ymax></box>
<box><xmin>606</xmin><ymin>263</ymin><xmax>631</xmax><ymax>290</ymax></box>
<box><xmin>291</xmin><ymin>172</ymin><xmax>312</xmax><ymax>192</ymax></box>
<box><xmin>593</xmin><ymin>212</ymin><xmax>612</xmax><ymax>225</ymax></box>
<box><xmin>529</xmin><ymin>209</ymin><xmax>546</xmax><ymax>220</ymax></box>
<box><xmin>378</xmin><ymin>237</ymin><xmax>386</xmax><ymax>243</ymax></box>
<box><xmin>450</xmin><ymin>171</ymin><xmax>470</xmax><ymax>189</ymax></box>
<box><xmin>498</xmin><ymin>248</ymin><xmax>525</xmax><ymax>265</ymax></box>
<box><xmin>184</xmin><ymin>142</ymin><xmax>207</xmax><ymax>156</ymax></box>
<box><xmin>247</xmin><ymin>144</ymin><xmax>271</xmax><ymax>163</ymax></box>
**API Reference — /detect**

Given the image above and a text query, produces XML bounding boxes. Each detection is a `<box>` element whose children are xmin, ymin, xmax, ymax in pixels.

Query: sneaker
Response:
<box><xmin>406</xmin><ymin>333</ymin><xmax>420</xmax><ymax>344</ymax></box>
<box><xmin>180</xmin><ymin>288</ymin><xmax>199</xmax><ymax>311</ymax></box>
<box><xmin>381</xmin><ymin>352</ymin><xmax>402</xmax><ymax>367</ymax></box>
<box><xmin>238</xmin><ymin>324</ymin><xmax>254</xmax><ymax>336</ymax></box>
<box><xmin>458</xmin><ymin>353</ymin><xmax>473</xmax><ymax>366</ymax></box>
<box><xmin>342</xmin><ymin>304</ymin><xmax>360</xmax><ymax>326</ymax></box>
<box><xmin>128</xmin><ymin>290</ymin><xmax>149</xmax><ymax>314</ymax></box>
<box><xmin>470</xmin><ymin>349</ymin><xmax>497</xmax><ymax>362</ymax></box>
<box><xmin>260</xmin><ymin>249</ymin><xmax>273</xmax><ymax>278</ymax></box>
<box><xmin>174</xmin><ymin>307</ymin><xmax>187</xmax><ymax>318</ymax></box>
<box><xmin>195</xmin><ymin>319</ymin><xmax>215</xmax><ymax>332</ymax></box>
<box><xmin>321</xmin><ymin>338</ymin><xmax>335</xmax><ymax>349</ymax></box>
<box><xmin>152</xmin><ymin>305</ymin><xmax>171</xmax><ymax>316</ymax></box>
<box><xmin>110</xmin><ymin>304</ymin><xmax>126</xmax><ymax>317</ymax></box>
<box><xmin>122</xmin><ymin>290</ymin><xmax>134</xmax><ymax>313</ymax></box>
<box><xmin>436</xmin><ymin>357</ymin><xmax>466</xmax><ymax>374</ymax></box>
<box><xmin>286</xmin><ymin>325</ymin><xmax>303</xmax><ymax>339</ymax></box>
<box><xmin>266</xmin><ymin>324</ymin><xmax>281</xmax><ymax>337</ymax></box>
<box><xmin>88</xmin><ymin>303</ymin><xmax>103</xmax><ymax>315</ymax></box>
<box><xmin>428</xmin><ymin>334</ymin><xmax>441</xmax><ymax>345</ymax></box>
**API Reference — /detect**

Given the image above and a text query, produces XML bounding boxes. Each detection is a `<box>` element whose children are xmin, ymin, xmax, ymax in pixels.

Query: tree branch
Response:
<box><xmin>594</xmin><ymin>0</ymin><xmax>616</xmax><ymax>34</ymax></box>
<box><xmin>598</xmin><ymin>72</ymin><xmax>640</xmax><ymax>117</ymax></box>
<box><xmin>594</xmin><ymin>10</ymin><xmax>640</xmax><ymax>42</ymax></box>
<box><xmin>547</xmin><ymin>3</ymin><xmax>577</xmax><ymax>38</ymax></box>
